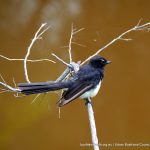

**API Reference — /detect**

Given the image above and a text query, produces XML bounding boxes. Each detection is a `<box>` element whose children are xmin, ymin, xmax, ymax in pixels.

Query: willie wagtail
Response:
<box><xmin>18</xmin><ymin>56</ymin><xmax>111</xmax><ymax>107</ymax></box>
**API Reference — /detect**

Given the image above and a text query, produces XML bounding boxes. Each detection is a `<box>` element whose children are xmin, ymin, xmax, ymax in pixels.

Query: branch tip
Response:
<box><xmin>81</xmin><ymin>20</ymin><xmax>150</xmax><ymax>65</ymax></box>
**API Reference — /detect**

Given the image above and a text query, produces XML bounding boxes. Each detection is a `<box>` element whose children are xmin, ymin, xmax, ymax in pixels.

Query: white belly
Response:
<box><xmin>80</xmin><ymin>81</ymin><xmax>101</xmax><ymax>99</ymax></box>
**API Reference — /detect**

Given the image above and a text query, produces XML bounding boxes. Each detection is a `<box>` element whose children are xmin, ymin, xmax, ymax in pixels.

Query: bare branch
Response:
<box><xmin>56</xmin><ymin>67</ymin><xmax>71</xmax><ymax>82</ymax></box>
<box><xmin>0</xmin><ymin>81</ymin><xmax>20</xmax><ymax>92</ymax></box>
<box><xmin>81</xmin><ymin>21</ymin><xmax>150</xmax><ymax>65</ymax></box>
<box><xmin>51</xmin><ymin>53</ymin><xmax>70</xmax><ymax>66</ymax></box>
<box><xmin>58</xmin><ymin>107</ymin><xmax>61</xmax><ymax>119</ymax></box>
<box><xmin>14</xmin><ymin>94</ymin><xmax>26</xmax><ymax>98</ymax></box>
<box><xmin>37</xmin><ymin>25</ymin><xmax>50</xmax><ymax>38</ymax></box>
<box><xmin>70</xmin><ymin>62</ymin><xmax>80</xmax><ymax>73</ymax></box>
<box><xmin>13</xmin><ymin>77</ymin><xmax>20</xmax><ymax>97</ymax></box>
<box><xmin>0</xmin><ymin>74</ymin><xmax>20</xmax><ymax>92</ymax></box>
<box><xmin>68</xmin><ymin>23</ymin><xmax>74</xmax><ymax>63</ymax></box>
<box><xmin>0</xmin><ymin>74</ymin><xmax>7</xmax><ymax>85</ymax></box>
<box><xmin>87</xmin><ymin>98</ymin><xmax>99</xmax><ymax>150</ymax></box>
<box><xmin>24</xmin><ymin>23</ymin><xmax>50</xmax><ymax>83</ymax></box>
<box><xmin>68</xmin><ymin>24</ymin><xmax>85</xmax><ymax>63</ymax></box>
<box><xmin>73</xmin><ymin>28</ymin><xmax>85</xmax><ymax>35</ymax></box>
<box><xmin>136</xmin><ymin>18</ymin><xmax>143</xmax><ymax>27</ymax></box>
<box><xmin>72</xmin><ymin>42</ymin><xmax>86</xmax><ymax>47</ymax></box>
<box><xmin>12</xmin><ymin>78</ymin><xmax>17</xmax><ymax>88</ymax></box>
<box><xmin>0</xmin><ymin>54</ymin><xmax>55</xmax><ymax>63</ymax></box>
<box><xmin>31</xmin><ymin>94</ymin><xmax>41</xmax><ymax>104</ymax></box>
<box><xmin>0</xmin><ymin>89</ymin><xmax>11</xmax><ymax>94</ymax></box>
<box><xmin>120</xmin><ymin>38</ymin><xmax>133</xmax><ymax>41</ymax></box>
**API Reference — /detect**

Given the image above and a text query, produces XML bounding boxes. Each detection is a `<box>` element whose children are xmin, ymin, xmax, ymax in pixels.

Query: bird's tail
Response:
<box><xmin>18</xmin><ymin>81</ymin><xmax>69</xmax><ymax>95</ymax></box>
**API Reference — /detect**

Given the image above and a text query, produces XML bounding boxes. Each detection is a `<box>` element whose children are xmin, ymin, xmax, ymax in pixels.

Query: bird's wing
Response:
<box><xmin>57</xmin><ymin>82</ymin><xmax>93</xmax><ymax>107</ymax></box>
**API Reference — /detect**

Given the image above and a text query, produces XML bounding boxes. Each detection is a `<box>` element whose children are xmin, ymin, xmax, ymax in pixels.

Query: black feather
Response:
<box><xmin>18</xmin><ymin>82</ymin><xmax>71</xmax><ymax>95</ymax></box>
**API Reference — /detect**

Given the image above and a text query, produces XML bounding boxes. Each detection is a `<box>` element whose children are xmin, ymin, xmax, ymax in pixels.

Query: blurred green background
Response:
<box><xmin>0</xmin><ymin>0</ymin><xmax>150</xmax><ymax>150</ymax></box>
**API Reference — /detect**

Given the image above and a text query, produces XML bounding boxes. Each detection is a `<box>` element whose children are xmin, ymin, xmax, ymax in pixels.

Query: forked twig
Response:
<box><xmin>24</xmin><ymin>23</ymin><xmax>51</xmax><ymax>83</ymax></box>
<box><xmin>81</xmin><ymin>20</ymin><xmax>150</xmax><ymax>65</ymax></box>
<box><xmin>68</xmin><ymin>23</ymin><xmax>85</xmax><ymax>63</ymax></box>
<box><xmin>0</xmin><ymin>81</ymin><xmax>20</xmax><ymax>92</ymax></box>
<box><xmin>51</xmin><ymin>53</ymin><xmax>70</xmax><ymax>67</ymax></box>
<box><xmin>0</xmin><ymin>54</ymin><xmax>55</xmax><ymax>63</ymax></box>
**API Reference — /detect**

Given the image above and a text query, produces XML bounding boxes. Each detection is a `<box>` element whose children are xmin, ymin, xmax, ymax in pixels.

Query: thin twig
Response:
<box><xmin>31</xmin><ymin>94</ymin><xmax>41</xmax><ymax>104</ymax></box>
<box><xmin>37</xmin><ymin>26</ymin><xmax>50</xmax><ymax>38</ymax></box>
<box><xmin>53</xmin><ymin>25</ymin><xmax>84</xmax><ymax>67</ymax></box>
<box><xmin>59</xmin><ymin>107</ymin><xmax>61</xmax><ymax>119</ymax></box>
<box><xmin>54</xmin><ymin>23</ymin><xmax>84</xmax><ymax>119</ymax></box>
<box><xmin>87</xmin><ymin>98</ymin><xmax>99</xmax><ymax>150</ymax></box>
<box><xmin>12</xmin><ymin>77</ymin><xmax>20</xmax><ymax>97</ymax></box>
<box><xmin>72</xmin><ymin>41</ymin><xmax>86</xmax><ymax>47</ymax></box>
<box><xmin>73</xmin><ymin>28</ymin><xmax>84</xmax><ymax>35</ymax></box>
<box><xmin>0</xmin><ymin>89</ymin><xmax>11</xmax><ymax>94</ymax></box>
<box><xmin>0</xmin><ymin>74</ymin><xmax>7</xmax><ymax>85</ymax></box>
<box><xmin>68</xmin><ymin>24</ymin><xmax>85</xmax><ymax>63</ymax></box>
<box><xmin>0</xmin><ymin>74</ymin><xmax>20</xmax><ymax>92</ymax></box>
<box><xmin>0</xmin><ymin>88</ymin><xmax>8</xmax><ymax>91</ymax></box>
<box><xmin>68</xmin><ymin>23</ymin><xmax>74</xmax><ymax>63</ymax></box>
<box><xmin>0</xmin><ymin>55</ymin><xmax>55</xmax><ymax>63</ymax></box>
<box><xmin>0</xmin><ymin>81</ymin><xmax>20</xmax><ymax>92</ymax></box>
<box><xmin>24</xmin><ymin>23</ymin><xmax>50</xmax><ymax>83</ymax></box>
<box><xmin>136</xmin><ymin>18</ymin><xmax>143</xmax><ymax>27</ymax></box>
<box><xmin>56</xmin><ymin>67</ymin><xmax>71</xmax><ymax>82</ymax></box>
<box><xmin>81</xmin><ymin>21</ymin><xmax>150</xmax><ymax>65</ymax></box>
<box><xmin>119</xmin><ymin>38</ymin><xmax>132</xmax><ymax>41</ymax></box>
<box><xmin>51</xmin><ymin>53</ymin><xmax>70</xmax><ymax>66</ymax></box>
<box><xmin>12</xmin><ymin>78</ymin><xmax>17</xmax><ymax>88</ymax></box>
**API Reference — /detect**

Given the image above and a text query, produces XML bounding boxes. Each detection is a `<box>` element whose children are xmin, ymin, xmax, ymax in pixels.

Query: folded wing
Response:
<box><xmin>58</xmin><ymin>81</ymin><xmax>93</xmax><ymax>107</ymax></box>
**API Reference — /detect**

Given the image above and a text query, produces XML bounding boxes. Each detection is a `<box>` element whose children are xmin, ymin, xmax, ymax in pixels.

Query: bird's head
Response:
<box><xmin>89</xmin><ymin>55</ymin><xmax>111</xmax><ymax>68</ymax></box>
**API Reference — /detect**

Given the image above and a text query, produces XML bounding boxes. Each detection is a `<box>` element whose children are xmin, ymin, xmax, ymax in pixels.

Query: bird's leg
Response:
<box><xmin>84</xmin><ymin>98</ymin><xmax>92</xmax><ymax>106</ymax></box>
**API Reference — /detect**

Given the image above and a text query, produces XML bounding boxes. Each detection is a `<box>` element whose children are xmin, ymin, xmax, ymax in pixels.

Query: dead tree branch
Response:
<box><xmin>24</xmin><ymin>23</ymin><xmax>50</xmax><ymax>83</ymax></box>
<box><xmin>0</xmin><ymin>54</ymin><xmax>55</xmax><ymax>63</ymax></box>
<box><xmin>51</xmin><ymin>53</ymin><xmax>70</xmax><ymax>67</ymax></box>
<box><xmin>87</xmin><ymin>98</ymin><xmax>99</xmax><ymax>150</ymax></box>
<box><xmin>68</xmin><ymin>23</ymin><xmax>84</xmax><ymax>63</ymax></box>
<box><xmin>81</xmin><ymin>21</ymin><xmax>150</xmax><ymax>65</ymax></box>
<box><xmin>0</xmin><ymin>74</ymin><xmax>20</xmax><ymax>92</ymax></box>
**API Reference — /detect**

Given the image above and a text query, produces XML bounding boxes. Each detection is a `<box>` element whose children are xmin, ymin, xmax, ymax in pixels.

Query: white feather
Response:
<box><xmin>80</xmin><ymin>81</ymin><xmax>101</xmax><ymax>99</ymax></box>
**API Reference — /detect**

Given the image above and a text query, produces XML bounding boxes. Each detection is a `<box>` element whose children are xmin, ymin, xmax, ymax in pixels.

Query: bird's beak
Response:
<box><xmin>106</xmin><ymin>60</ymin><xmax>112</xmax><ymax>64</ymax></box>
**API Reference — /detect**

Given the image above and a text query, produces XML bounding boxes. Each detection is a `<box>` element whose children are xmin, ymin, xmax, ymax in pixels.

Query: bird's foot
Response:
<box><xmin>85</xmin><ymin>98</ymin><xmax>92</xmax><ymax>106</ymax></box>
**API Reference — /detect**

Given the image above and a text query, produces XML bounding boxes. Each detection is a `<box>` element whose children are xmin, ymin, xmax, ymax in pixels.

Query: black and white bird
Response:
<box><xmin>18</xmin><ymin>56</ymin><xmax>111</xmax><ymax>107</ymax></box>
